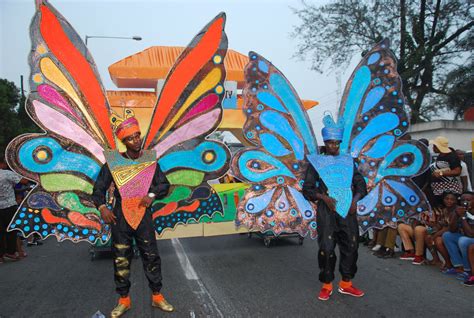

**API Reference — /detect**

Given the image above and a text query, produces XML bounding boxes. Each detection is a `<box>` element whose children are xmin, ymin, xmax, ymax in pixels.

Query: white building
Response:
<box><xmin>409</xmin><ymin>120</ymin><xmax>474</xmax><ymax>151</ymax></box>
<box><xmin>409</xmin><ymin>120</ymin><xmax>473</xmax><ymax>185</ymax></box>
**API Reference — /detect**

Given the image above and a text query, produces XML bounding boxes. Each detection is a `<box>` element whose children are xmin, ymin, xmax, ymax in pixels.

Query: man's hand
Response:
<box><xmin>139</xmin><ymin>196</ymin><xmax>154</xmax><ymax>208</ymax></box>
<box><xmin>455</xmin><ymin>205</ymin><xmax>467</xmax><ymax>218</ymax></box>
<box><xmin>349</xmin><ymin>200</ymin><xmax>357</xmax><ymax>215</ymax></box>
<box><xmin>99</xmin><ymin>206</ymin><xmax>116</xmax><ymax>224</ymax></box>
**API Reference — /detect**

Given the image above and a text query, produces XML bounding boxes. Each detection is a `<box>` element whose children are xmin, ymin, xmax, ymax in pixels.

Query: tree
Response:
<box><xmin>0</xmin><ymin>78</ymin><xmax>37</xmax><ymax>154</ymax></box>
<box><xmin>429</xmin><ymin>61</ymin><xmax>473</xmax><ymax>120</ymax></box>
<box><xmin>0</xmin><ymin>79</ymin><xmax>22</xmax><ymax>154</ymax></box>
<box><xmin>292</xmin><ymin>0</ymin><xmax>473</xmax><ymax>123</ymax></box>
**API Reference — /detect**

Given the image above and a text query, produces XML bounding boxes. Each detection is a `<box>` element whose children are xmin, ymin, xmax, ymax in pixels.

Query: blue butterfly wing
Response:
<box><xmin>230</xmin><ymin>52</ymin><xmax>318</xmax><ymax>238</ymax></box>
<box><xmin>338</xmin><ymin>39</ymin><xmax>431</xmax><ymax>231</ymax></box>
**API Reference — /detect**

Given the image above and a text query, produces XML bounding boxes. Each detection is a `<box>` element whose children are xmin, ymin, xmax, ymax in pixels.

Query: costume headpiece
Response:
<box><xmin>321</xmin><ymin>113</ymin><xmax>344</xmax><ymax>142</ymax></box>
<box><xmin>110</xmin><ymin>109</ymin><xmax>141</xmax><ymax>141</ymax></box>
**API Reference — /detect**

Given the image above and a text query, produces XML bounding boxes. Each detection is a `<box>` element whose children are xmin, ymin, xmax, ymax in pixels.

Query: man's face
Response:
<box><xmin>456</xmin><ymin>150</ymin><xmax>464</xmax><ymax>161</ymax></box>
<box><xmin>324</xmin><ymin>140</ymin><xmax>340</xmax><ymax>156</ymax></box>
<box><xmin>460</xmin><ymin>193</ymin><xmax>474</xmax><ymax>211</ymax></box>
<box><xmin>122</xmin><ymin>132</ymin><xmax>142</xmax><ymax>152</ymax></box>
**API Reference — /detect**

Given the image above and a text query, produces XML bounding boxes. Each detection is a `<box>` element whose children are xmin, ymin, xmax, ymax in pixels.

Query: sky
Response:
<box><xmin>0</xmin><ymin>0</ymin><xmax>358</xmax><ymax>143</ymax></box>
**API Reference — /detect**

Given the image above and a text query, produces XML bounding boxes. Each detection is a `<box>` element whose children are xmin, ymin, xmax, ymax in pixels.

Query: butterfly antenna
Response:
<box><xmin>119</xmin><ymin>98</ymin><xmax>126</xmax><ymax>118</ymax></box>
<box><xmin>35</xmin><ymin>0</ymin><xmax>44</xmax><ymax>9</ymax></box>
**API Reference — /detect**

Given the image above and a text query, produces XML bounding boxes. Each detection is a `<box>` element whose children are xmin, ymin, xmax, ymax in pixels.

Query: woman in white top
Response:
<box><xmin>456</xmin><ymin>149</ymin><xmax>472</xmax><ymax>192</ymax></box>
<box><xmin>0</xmin><ymin>155</ymin><xmax>26</xmax><ymax>262</ymax></box>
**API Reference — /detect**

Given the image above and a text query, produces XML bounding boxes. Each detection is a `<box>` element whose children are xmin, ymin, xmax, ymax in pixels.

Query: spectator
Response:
<box><xmin>442</xmin><ymin>191</ymin><xmax>474</xmax><ymax>279</ymax></box>
<box><xmin>0</xmin><ymin>155</ymin><xmax>27</xmax><ymax>263</ymax></box>
<box><xmin>14</xmin><ymin>181</ymin><xmax>33</xmax><ymax>257</ymax></box>
<box><xmin>424</xmin><ymin>191</ymin><xmax>458</xmax><ymax>268</ymax></box>
<box><xmin>398</xmin><ymin>219</ymin><xmax>427</xmax><ymax>265</ymax></box>
<box><xmin>429</xmin><ymin>136</ymin><xmax>462</xmax><ymax>205</ymax></box>
<box><xmin>366</xmin><ymin>229</ymin><xmax>378</xmax><ymax>249</ymax></box>
<box><xmin>463</xmin><ymin>244</ymin><xmax>474</xmax><ymax>286</ymax></box>
<box><xmin>412</xmin><ymin>138</ymin><xmax>433</xmax><ymax>202</ymax></box>
<box><xmin>373</xmin><ymin>227</ymin><xmax>398</xmax><ymax>258</ymax></box>
<box><xmin>456</xmin><ymin>149</ymin><xmax>472</xmax><ymax>192</ymax></box>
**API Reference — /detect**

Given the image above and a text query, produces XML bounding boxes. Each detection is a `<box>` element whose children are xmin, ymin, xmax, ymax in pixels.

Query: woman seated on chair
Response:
<box><xmin>398</xmin><ymin>191</ymin><xmax>457</xmax><ymax>266</ymax></box>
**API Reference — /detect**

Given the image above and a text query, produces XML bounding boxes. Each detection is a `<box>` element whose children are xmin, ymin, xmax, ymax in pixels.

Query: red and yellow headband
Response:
<box><xmin>110</xmin><ymin>109</ymin><xmax>141</xmax><ymax>141</ymax></box>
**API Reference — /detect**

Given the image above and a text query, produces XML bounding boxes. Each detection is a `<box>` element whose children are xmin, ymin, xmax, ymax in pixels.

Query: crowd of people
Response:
<box><xmin>365</xmin><ymin>136</ymin><xmax>473</xmax><ymax>287</ymax></box>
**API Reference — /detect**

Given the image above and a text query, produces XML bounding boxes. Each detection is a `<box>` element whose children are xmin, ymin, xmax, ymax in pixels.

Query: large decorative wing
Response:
<box><xmin>140</xmin><ymin>13</ymin><xmax>231</xmax><ymax>235</ymax></box>
<box><xmin>6</xmin><ymin>0</ymin><xmax>115</xmax><ymax>244</ymax></box>
<box><xmin>338</xmin><ymin>39</ymin><xmax>431</xmax><ymax>232</ymax></box>
<box><xmin>230</xmin><ymin>52</ymin><xmax>319</xmax><ymax>238</ymax></box>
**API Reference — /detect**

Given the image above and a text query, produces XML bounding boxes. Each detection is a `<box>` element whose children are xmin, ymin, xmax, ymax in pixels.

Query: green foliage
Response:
<box><xmin>0</xmin><ymin>79</ymin><xmax>22</xmax><ymax>154</ymax></box>
<box><xmin>0</xmin><ymin>78</ymin><xmax>38</xmax><ymax>154</ymax></box>
<box><xmin>436</xmin><ymin>62</ymin><xmax>474</xmax><ymax>119</ymax></box>
<box><xmin>292</xmin><ymin>0</ymin><xmax>473</xmax><ymax>123</ymax></box>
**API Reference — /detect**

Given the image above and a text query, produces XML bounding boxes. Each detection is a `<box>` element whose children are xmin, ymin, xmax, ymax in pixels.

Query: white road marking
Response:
<box><xmin>171</xmin><ymin>238</ymin><xmax>224</xmax><ymax>318</ymax></box>
<box><xmin>171</xmin><ymin>238</ymin><xmax>198</xmax><ymax>280</ymax></box>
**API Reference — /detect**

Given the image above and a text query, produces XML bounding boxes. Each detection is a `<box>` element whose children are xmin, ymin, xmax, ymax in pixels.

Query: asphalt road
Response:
<box><xmin>0</xmin><ymin>234</ymin><xmax>472</xmax><ymax>318</ymax></box>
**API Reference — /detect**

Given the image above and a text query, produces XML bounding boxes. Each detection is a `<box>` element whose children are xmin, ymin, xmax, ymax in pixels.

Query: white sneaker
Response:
<box><xmin>372</xmin><ymin>244</ymin><xmax>382</xmax><ymax>251</ymax></box>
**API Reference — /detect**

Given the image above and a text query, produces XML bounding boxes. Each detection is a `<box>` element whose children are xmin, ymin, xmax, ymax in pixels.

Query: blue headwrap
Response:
<box><xmin>321</xmin><ymin>114</ymin><xmax>344</xmax><ymax>142</ymax></box>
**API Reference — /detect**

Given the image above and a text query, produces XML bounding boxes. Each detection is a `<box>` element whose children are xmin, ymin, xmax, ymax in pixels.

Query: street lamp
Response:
<box><xmin>85</xmin><ymin>35</ymin><xmax>142</xmax><ymax>46</ymax></box>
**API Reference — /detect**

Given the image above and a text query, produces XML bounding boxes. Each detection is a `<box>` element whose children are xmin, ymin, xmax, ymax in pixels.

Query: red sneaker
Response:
<box><xmin>399</xmin><ymin>252</ymin><xmax>416</xmax><ymax>260</ymax></box>
<box><xmin>338</xmin><ymin>285</ymin><xmax>365</xmax><ymax>297</ymax></box>
<box><xmin>412</xmin><ymin>255</ymin><xmax>425</xmax><ymax>265</ymax></box>
<box><xmin>318</xmin><ymin>288</ymin><xmax>333</xmax><ymax>301</ymax></box>
<box><xmin>3</xmin><ymin>253</ymin><xmax>20</xmax><ymax>261</ymax></box>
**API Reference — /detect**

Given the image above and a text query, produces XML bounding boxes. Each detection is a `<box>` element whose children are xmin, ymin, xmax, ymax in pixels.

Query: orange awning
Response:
<box><xmin>107</xmin><ymin>90</ymin><xmax>319</xmax><ymax>133</ymax></box>
<box><xmin>107</xmin><ymin>90</ymin><xmax>156</xmax><ymax>108</ymax></box>
<box><xmin>109</xmin><ymin>46</ymin><xmax>249</xmax><ymax>88</ymax></box>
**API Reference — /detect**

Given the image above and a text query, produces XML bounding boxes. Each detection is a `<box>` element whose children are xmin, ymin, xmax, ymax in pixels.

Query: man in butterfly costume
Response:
<box><xmin>303</xmin><ymin>116</ymin><xmax>367</xmax><ymax>301</ymax></box>
<box><xmin>232</xmin><ymin>41</ymin><xmax>431</xmax><ymax>294</ymax></box>
<box><xmin>92</xmin><ymin>113</ymin><xmax>174</xmax><ymax>317</ymax></box>
<box><xmin>5</xmin><ymin>1</ymin><xmax>230</xmax><ymax>317</ymax></box>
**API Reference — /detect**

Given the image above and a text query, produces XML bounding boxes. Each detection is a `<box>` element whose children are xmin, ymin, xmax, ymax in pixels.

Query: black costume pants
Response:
<box><xmin>111</xmin><ymin>208</ymin><xmax>162</xmax><ymax>296</ymax></box>
<box><xmin>0</xmin><ymin>206</ymin><xmax>18</xmax><ymax>256</ymax></box>
<box><xmin>317</xmin><ymin>205</ymin><xmax>359</xmax><ymax>283</ymax></box>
